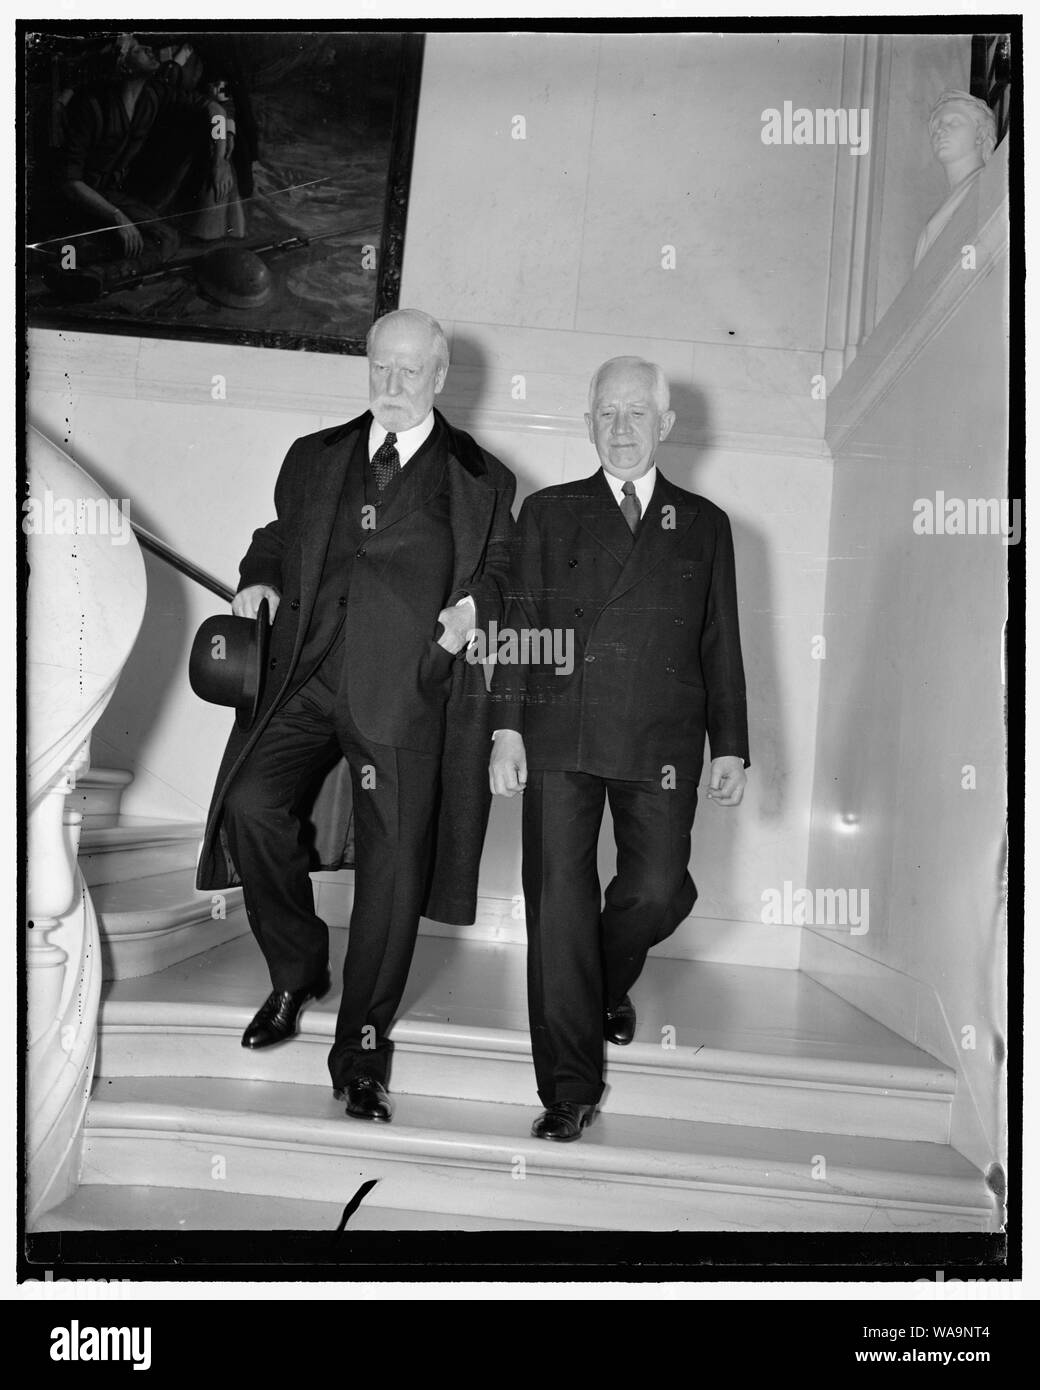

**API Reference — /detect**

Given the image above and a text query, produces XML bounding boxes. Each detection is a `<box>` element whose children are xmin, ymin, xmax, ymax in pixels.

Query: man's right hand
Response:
<box><xmin>113</xmin><ymin>210</ymin><xmax>144</xmax><ymax>256</ymax></box>
<box><xmin>232</xmin><ymin>584</ymin><xmax>280</xmax><ymax>622</ymax></box>
<box><xmin>489</xmin><ymin>730</ymin><xmax>527</xmax><ymax>796</ymax></box>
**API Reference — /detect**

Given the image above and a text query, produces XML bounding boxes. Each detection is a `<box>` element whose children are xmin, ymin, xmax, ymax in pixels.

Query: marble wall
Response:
<box><xmin>804</xmin><ymin>146</ymin><xmax>1009</xmax><ymax>1166</ymax></box>
<box><xmin>403</xmin><ymin>32</ymin><xmax>845</xmax><ymax>350</ymax></box>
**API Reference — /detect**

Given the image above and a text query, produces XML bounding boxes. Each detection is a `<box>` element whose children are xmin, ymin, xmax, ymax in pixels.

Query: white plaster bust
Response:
<box><xmin>913</xmin><ymin>90</ymin><xmax>999</xmax><ymax>269</ymax></box>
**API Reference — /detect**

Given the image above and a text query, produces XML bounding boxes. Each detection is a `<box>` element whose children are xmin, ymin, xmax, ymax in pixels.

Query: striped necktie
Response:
<box><xmin>371</xmin><ymin>432</ymin><xmax>400</xmax><ymax>492</ymax></box>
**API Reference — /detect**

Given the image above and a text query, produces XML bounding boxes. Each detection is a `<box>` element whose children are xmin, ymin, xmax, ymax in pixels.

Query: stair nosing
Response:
<box><xmin>80</xmin><ymin>822</ymin><xmax>204</xmax><ymax>851</ymax></box>
<box><xmin>96</xmin><ymin>997</ymin><xmax>957</xmax><ymax>1097</ymax></box>
<box><xmin>35</xmin><ymin>1183</ymin><xmax>581</xmax><ymax>1232</ymax></box>
<box><xmin>92</xmin><ymin>896</ymin><xmax>244</xmax><ymax>937</ymax></box>
<box><xmin>75</xmin><ymin>769</ymin><xmax>135</xmax><ymax>787</ymax></box>
<box><xmin>82</xmin><ymin>1094</ymin><xmax>993</xmax><ymax>1214</ymax></box>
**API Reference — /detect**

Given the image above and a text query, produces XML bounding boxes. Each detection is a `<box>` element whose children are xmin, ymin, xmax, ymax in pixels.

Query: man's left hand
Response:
<box><xmin>435</xmin><ymin>603</ymin><xmax>473</xmax><ymax>655</ymax></box>
<box><xmin>707</xmin><ymin>756</ymin><xmax>747</xmax><ymax>807</ymax></box>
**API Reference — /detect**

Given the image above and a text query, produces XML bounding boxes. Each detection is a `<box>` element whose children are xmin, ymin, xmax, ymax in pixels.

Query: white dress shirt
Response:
<box><xmin>601</xmin><ymin>464</ymin><xmax>657</xmax><ymax>515</ymax></box>
<box><xmin>368</xmin><ymin>411</ymin><xmax>435</xmax><ymax>468</ymax></box>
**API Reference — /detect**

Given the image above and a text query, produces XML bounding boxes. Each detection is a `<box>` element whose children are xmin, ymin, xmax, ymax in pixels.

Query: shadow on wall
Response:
<box><xmin>446</xmin><ymin>329</ymin><xmax>546</xmax><ymax>507</ymax></box>
<box><xmin>667</xmin><ymin>379</ymin><xmax>713</xmax><ymax>453</ymax></box>
<box><xmin>728</xmin><ymin>511</ymin><xmax>788</xmax><ymax>828</ymax></box>
<box><xmin>806</xmin><ymin>529</ymin><xmax>905</xmax><ymax>946</ymax></box>
<box><xmin>670</xmin><ymin>376</ymin><xmax>789</xmax><ymax>825</ymax></box>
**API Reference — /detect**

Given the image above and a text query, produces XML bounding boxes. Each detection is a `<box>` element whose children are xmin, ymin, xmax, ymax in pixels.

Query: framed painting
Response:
<box><xmin>24</xmin><ymin>27</ymin><xmax>424</xmax><ymax>354</ymax></box>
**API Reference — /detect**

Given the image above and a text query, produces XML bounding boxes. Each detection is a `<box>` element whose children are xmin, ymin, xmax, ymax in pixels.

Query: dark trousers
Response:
<box><xmin>222</xmin><ymin>631</ymin><xmax>441</xmax><ymax>1088</ymax></box>
<box><xmin>522</xmin><ymin>769</ymin><xmax>699</xmax><ymax>1106</ymax></box>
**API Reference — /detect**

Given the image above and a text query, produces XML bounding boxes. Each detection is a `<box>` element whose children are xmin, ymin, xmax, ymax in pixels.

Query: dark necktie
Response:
<box><xmin>620</xmin><ymin>479</ymin><xmax>642</xmax><ymax>535</ymax></box>
<box><xmin>371</xmin><ymin>431</ymin><xmax>400</xmax><ymax>492</ymax></box>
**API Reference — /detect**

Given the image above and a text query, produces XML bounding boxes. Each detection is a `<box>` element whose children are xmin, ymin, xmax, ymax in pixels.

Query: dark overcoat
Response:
<box><xmin>195</xmin><ymin>409</ymin><xmax>517</xmax><ymax>925</ymax></box>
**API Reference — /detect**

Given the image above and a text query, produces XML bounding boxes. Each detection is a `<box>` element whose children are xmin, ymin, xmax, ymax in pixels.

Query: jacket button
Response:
<box><xmin>338</xmin><ymin>596</ymin><xmax>348</xmax><ymax>606</ymax></box>
<box><xmin>574</xmin><ymin>607</ymin><xmax>584</xmax><ymax>618</ymax></box>
<box><xmin>665</xmin><ymin>663</ymin><xmax>675</xmax><ymax>673</ymax></box>
<box><xmin>673</xmin><ymin>616</ymin><xmax>685</xmax><ymax>625</ymax></box>
<box><xmin>290</xmin><ymin>600</ymin><xmax>300</xmax><ymax>610</ymax></box>
<box><xmin>568</xmin><ymin>559</ymin><xmax>578</xmax><ymax>568</ymax></box>
<box><xmin>585</xmin><ymin>654</ymin><xmax>596</xmax><ymax>663</ymax></box>
<box><xmin>269</xmin><ymin>658</ymin><xmax>278</xmax><ymax>669</ymax></box>
<box><xmin>356</xmin><ymin>547</ymin><xmax>366</xmax><ymax>558</ymax></box>
<box><xmin>682</xmin><ymin>571</ymin><xmax>693</xmax><ymax>580</ymax></box>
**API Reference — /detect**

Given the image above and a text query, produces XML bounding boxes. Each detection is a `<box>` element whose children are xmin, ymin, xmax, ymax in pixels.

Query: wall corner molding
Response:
<box><xmin>823</xmin><ymin>34</ymin><xmax>891</xmax><ymax>389</ymax></box>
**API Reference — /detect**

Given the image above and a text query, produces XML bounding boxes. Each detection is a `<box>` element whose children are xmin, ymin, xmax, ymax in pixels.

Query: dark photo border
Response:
<box><xmin>15</xmin><ymin>15</ymin><xmax>1023</xmax><ymax>1291</ymax></box>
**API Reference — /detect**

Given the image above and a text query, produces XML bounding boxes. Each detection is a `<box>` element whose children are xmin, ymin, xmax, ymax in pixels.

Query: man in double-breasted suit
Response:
<box><xmin>197</xmin><ymin>309</ymin><xmax>516</xmax><ymax>1122</ymax></box>
<box><xmin>490</xmin><ymin>356</ymin><xmax>748</xmax><ymax>1141</ymax></box>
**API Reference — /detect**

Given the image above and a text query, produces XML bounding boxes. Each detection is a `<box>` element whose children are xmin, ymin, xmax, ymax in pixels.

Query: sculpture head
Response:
<box><xmin>585</xmin><ymin>357</ymin><xmax>675</xmax><ymax>481</ymax></box>
<box><xmin>927</xmin><ymin>91</ymin><xmax>998</xmax><ymax>170</ymax></box>
<box><xmin>366</xmin><ymin>308</ymin><xmax>449</xmax><ymax>432</ymax></box>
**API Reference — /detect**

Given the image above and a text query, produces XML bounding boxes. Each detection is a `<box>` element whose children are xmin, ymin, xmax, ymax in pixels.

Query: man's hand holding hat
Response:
<box><xmin>233</xmin><ymin>584</ymin><xmax>280</xmax><ymax>622</ymax></box>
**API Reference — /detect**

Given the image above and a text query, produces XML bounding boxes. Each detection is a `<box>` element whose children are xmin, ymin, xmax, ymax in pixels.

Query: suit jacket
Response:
<box><xmin>196</xmin><ymin>409</ymin><xmax>517</xmax><ymax>925</ymax></box>
<box><xmin>492</xmin><ymin>468</ymin><xmax>749</xmax><ymax>780</ymax></box>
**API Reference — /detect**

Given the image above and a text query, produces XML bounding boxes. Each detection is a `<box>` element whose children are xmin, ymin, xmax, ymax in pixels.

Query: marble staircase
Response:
<box><xmin>75</xmin><ymin>770</ymin><xmax>249</xmax><ymax>981</ymax></box>
<box><xmin>35</xmin><ymin>769</ymin><xmax>1000</xmax><ymax>1234</ymax></box>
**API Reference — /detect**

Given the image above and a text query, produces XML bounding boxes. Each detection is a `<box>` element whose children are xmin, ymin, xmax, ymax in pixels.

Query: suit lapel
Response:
<box><xmin>563</xmin><ymin>470</ymin><xmax>635</xmax><ymax>568</ymax></box>
<box><xmin>605</xmin><ymin>472</ymin><xmax>700</xmax><ymax>604</ymax></box>
<box><xmin>364</xmin><ymin>411</ymin><xmax>495</xmax><ymax>588</ymax></box>
<box><xmin>374</xmin><ymin>440</ymin><xmax>448</xmax><ymax>532</ymax></box>
<box><xmin>293</xmin><ymin>416</ymin><xmax>366</xmax><ymax>661</ymax></box>
<box><xmin>317</xmin><ymin>412</ymin><xmax>494</xmax><ymax>598</ymax></box>
<box><xmin>317</xmin><ymin>410</ymin><xmax>451</xmax><ymax>540</ymax></box>
<box><xmin>341</xmin><ymin>423</ymin><xmax>368</xmax><ymax>535</ymax></box>
<box><xmin>303</xmin><ymin>408</ymin><xmax>494</xmax><ymax>589</ymax></box>
<box><xmin>445</xmin><ymin>456</ymin><xmax>494</xmax><ymax>591</ymax></box>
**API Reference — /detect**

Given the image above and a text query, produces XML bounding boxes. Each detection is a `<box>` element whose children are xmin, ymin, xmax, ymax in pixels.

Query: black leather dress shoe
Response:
<box><xmin>241</xmin><ymin>975</ymin><xmax>327</xmax><ymax>1050</ymax></box>
<box><xmin>604</xmin><ymin>994</ymin><xmax>637</xmax><ymax>1045</ymax></box>
<box><xmin>531</xmin><ymin>1101</ymin><xmax>595</xmax><ymax>1142</ymax></box>
<box><xmin>336</xmin><ymin>1075</ymin><xmax>394</xmax><ymax>1123</ymax></box>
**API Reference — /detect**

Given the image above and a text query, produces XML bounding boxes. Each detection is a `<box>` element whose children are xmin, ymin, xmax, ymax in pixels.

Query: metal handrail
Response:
<box><xmin>26</xmin><ymin>423</ymin><xmax>237</xmax><ymax>604</ymax></box>
<box><xmin>130</xmin><ymin>521</ymin><xmax>235</xmax><ymax>603</ymax></box>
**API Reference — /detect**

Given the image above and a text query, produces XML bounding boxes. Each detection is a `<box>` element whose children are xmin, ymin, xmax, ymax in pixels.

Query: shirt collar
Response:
<box><xmin>602</xmin><ymin>464</ymin><xmax>657</xmax><ymax>513</ymax></box>
<box><xmin>369</xmin><ymin>411</ymin><xmax>435</xmax><ymax>468</ymax></box>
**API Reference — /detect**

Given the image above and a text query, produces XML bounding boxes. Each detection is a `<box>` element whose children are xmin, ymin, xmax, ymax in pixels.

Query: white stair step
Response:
<box><xmin>79</xmin><ymin>817</ymin><xmax>204</xmax><ymax>886</ymax></box>
<box><xmin>91</xmin><ymin>868</ymin><xmax>249</xmax><ymax>981</ymax></box>
<box><xmin>80</xmin><ymin>1075</ymin><xmax>996</xmax><ymax>1233</ymax></box>
<box><xmin>70</xmin><ymin>768</ymin><xmax>134</xmax><ymax>828</ymax></box>
<box><xmin>97</xmin><ymin>935</ymin><xmax>956</xmax><ymax>1143</ymax></box>
<box><xmin>30</xmin><ymin>1183</ymin><xmax>576</xmax><ymax>1232</ymax></box>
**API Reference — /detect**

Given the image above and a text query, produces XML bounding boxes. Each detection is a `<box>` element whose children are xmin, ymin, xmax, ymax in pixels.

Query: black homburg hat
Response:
<box><xmin>188</xmin><ymin>598</ymin><xmax>270</xmax><ymax>731</ymax></box>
